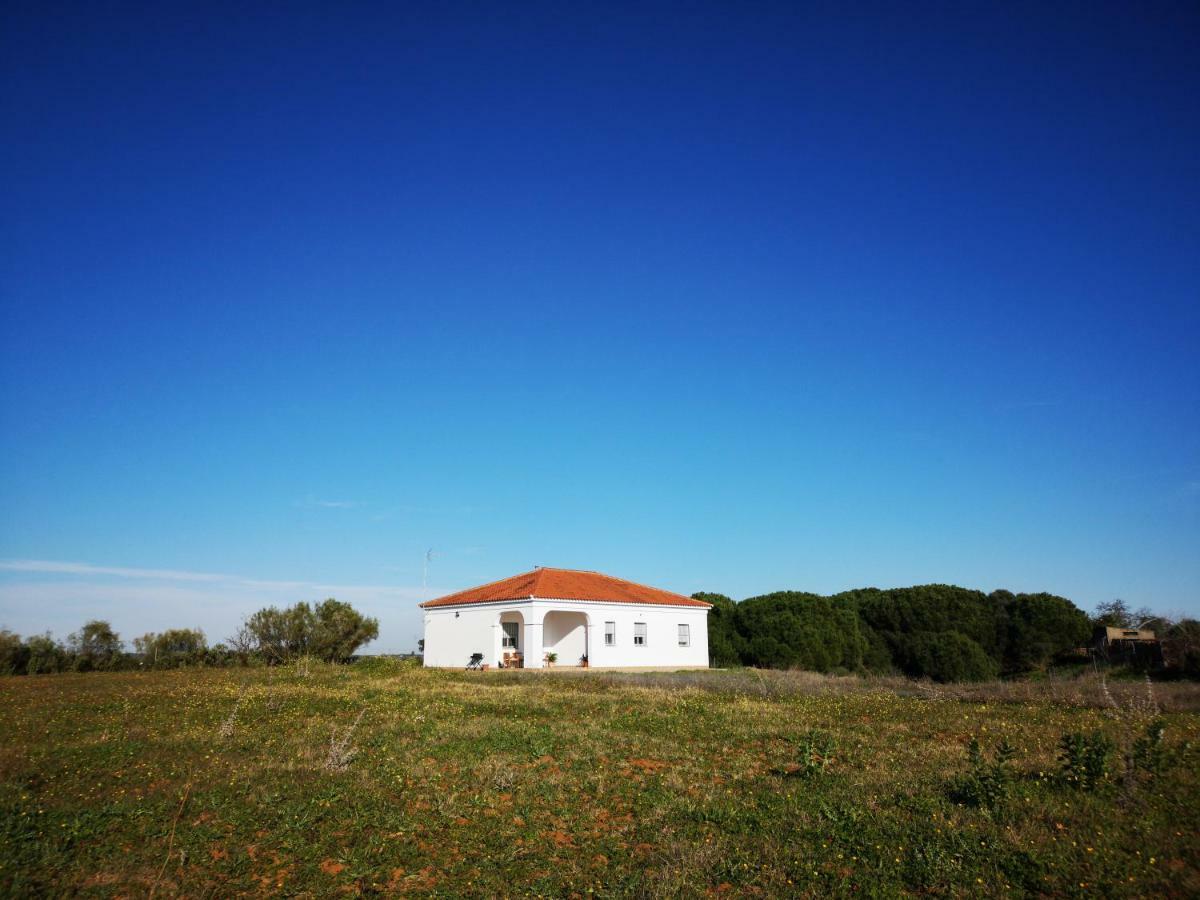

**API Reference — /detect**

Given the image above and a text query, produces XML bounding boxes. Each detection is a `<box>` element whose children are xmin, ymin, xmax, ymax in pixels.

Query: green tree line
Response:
<box><xmin>0</xmin><ymin>599</ymin><xmax>378</xmax><ymax>676</ymax></box>
<box><xmin>699</xmin><ymin>584</ymin><xmax>1199</xmax><ymax>681</ymax></box>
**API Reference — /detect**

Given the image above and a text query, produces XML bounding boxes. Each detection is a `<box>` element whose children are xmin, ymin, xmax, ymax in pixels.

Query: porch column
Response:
<box><xmin>523</xmin><ymin>621</ymin><xmax>543</xmax><ymax>668</ymax></box>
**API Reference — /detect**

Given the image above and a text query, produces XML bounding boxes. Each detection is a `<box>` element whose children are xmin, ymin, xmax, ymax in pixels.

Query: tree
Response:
<box><xmin>242</xmin><ymin>599</ymin><xmax>378</xmax><ymax>663</ymax></box>
<box><xmin>226</xmin><ymin>624</ymin><xmax>257</xmax><ymax>663</ymax></box>
<box><xmin>0</xmin><ymin>629</ymin><xmax>29</xmax><ymax>676</ymax></box>
<box><xmin>134</xmin><ymin>629</ymin><xmax>207</xmax><ymax>668</ymax></box>
<box><xmin>694</xmin><ymin>592</ymin><xmax>739</xmax><ymax>667</ymax></box>
<box><xmin>243</xmin><ymin>603</ymin><xmax>314</xmax><ymax>663</ymax></box>
<box><xmin>733</xmin><ymin>592</ymin><xmax>865</xmax><ymax>672</ymax></box>
<box><xmin>68</xmin><ymin>620</ymin><xmax>123</xmax><ymax>671</ymax></box>
<box><xmin>309</xmin><ymin>599</ymin><xmax>379</xmax><ymax>662</ymax></box>
<box><xmin>1000</xmin><ymin>592</ymin><xmax>1091</xmax><ymax>674</ymax></box>
<box><xmin>24</xmin><ymin>633</ymin><xmax>66</xmax><ymax>674</ymax></box>
<box><xmin>1162</xmin><ymin>618</ymin><xmax>1200</xmax><ymax>678</ymax></box>
<box><xmin>848</xmin><ymin>585</ymin><xmax>1007</xmax><ymax>677</ymax></box>
<box><xmin>1093</xmin><ymin>599</ymin><xmax>1133</xmax><ymax>628</ymax></box>
<box><xmin>900</xmin><ymin>631</ymin><xmax>998</xmax><ymax>683</ymax></box>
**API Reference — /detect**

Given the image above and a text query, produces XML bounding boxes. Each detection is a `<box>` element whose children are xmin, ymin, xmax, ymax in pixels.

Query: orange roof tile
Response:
<box><xmin>419</xmin><ymin>567</ymin><xmax>710</xmax><ymax>609</ymax></box>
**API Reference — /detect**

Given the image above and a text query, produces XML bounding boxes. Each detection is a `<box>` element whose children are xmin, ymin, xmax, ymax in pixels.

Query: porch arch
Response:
<box><xmin>541</xmin><ymin>609</ymin><xmax>590</xmax><ymax>667</ymax></box>
<box><xmin>494</xmin><ymin>609</ymin><xmax>526</xmax><ymax>667</ymax></box>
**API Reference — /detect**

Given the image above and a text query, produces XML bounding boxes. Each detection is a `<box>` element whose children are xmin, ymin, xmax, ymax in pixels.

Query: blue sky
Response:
<box><xmin>2</xmin><ymin>2</ymin><xmax>1197</xmax><ymax>653</ymax></box>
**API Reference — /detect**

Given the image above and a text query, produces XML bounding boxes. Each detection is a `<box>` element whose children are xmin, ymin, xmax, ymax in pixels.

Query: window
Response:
<box><xmin>678</xmin><ymin>624</ymin><xmax>690</xmax><ymax>647</ymax></box>
<box><xmin>605</xmin><ymin>621</ymin><xmax>616</xmax><ymax>646</ymax></box>
<box><xmin>501</xmin><ymin>622</ymin><xmax>518</xmax><ymax>648</ymax></box>
<box><xmin>634</xmin><ymin>622</ymin><xmax>647</xmax><ymax>646</ymax></box>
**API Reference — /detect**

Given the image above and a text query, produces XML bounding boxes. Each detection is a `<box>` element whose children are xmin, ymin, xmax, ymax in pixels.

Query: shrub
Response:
<box><xmin>1129</xmin><ymin>718</ymin><xmax>1170</xmax><ymax>777</ymax></box>
<box><xmin>1058</xmin><ymin>731</ymin><xmax>1114</xmax><ymax>790</ymax></box>
<box><xmin>793</xmin><ymin>729</ymin><xmax>837</xmax><ymax>777</ymax></box>
<box><xmin>950</xmin><ymin>736</ymin><xmax>1015</xmax><ymax>809</ymax></box>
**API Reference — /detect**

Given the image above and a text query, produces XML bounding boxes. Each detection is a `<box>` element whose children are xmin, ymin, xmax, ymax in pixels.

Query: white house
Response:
<box><xmin>420</xmin><ymin>567</ymin><xmax>711</xmax><ymax>669</ymax></box>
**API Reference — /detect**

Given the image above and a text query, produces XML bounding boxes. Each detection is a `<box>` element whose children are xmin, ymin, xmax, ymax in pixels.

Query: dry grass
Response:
<box><xmin>568</xmin><ymin>666</ymin><xmax>1200</xmax><ymax>712</ymax></box>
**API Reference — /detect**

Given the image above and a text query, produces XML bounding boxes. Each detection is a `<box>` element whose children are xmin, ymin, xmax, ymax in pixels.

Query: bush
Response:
<box><xmin>793</xmin><ymin>730</ymin><xmax>837</xmax><ymax>778</ymax></box>
<box><xmin>1129</xmin><ymin>718</ymin><xmax>1169</xmax><ymax>777</ymax></box>
<box><xmin>950</xmin><ymin>737</ymin><xmax>1015</xmax><ymax>809</ymax></box>
<box><xmin>1058</xmin><ymin>731</ymin><xmax>1114</xmax><ymax>790</ymax></box>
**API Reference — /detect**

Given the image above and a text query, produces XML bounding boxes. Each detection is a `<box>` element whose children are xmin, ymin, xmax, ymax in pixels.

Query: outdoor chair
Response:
<box><xmin>466</xmin><ymin>653</ymin><xmax>484</xmax><ymax>670</ymax></box>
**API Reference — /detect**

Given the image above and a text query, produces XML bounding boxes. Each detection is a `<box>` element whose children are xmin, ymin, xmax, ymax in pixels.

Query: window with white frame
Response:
<box><xmin>634</xmin><ymin>622</ymin><xmax>647</xmax><ymax>646</ymax></box>
<box><xmin>605</xmin><ymin>621</ymin><xmax>615</xmax><ymax>646</ymax></box>
<box><xmin>501</xmin><ymin>622</ymin><xmax>518</xmax><ymax>648</ymax></box>
<box><xmin>678</xmin><ymin>624</ymin><xmax>690</xmax><ymax>647</ymax></box>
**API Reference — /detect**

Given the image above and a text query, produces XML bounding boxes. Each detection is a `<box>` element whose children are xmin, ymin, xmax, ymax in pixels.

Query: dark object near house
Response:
<box><xmin>466</xmin><ymin>653</ymin><xmax>484</xmax><ymax>670</ymax></box>
<box><xmin>1093</xmin><ymin>627</ymin><xmax>1163</xmax><ymax>669</ymax></box>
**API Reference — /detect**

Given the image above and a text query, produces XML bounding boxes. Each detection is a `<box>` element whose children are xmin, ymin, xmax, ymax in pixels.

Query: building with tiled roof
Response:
<box><xmin>420</xmin><ymin>567</ymin><xmax>710</xmax><ymax>670</ymax></box>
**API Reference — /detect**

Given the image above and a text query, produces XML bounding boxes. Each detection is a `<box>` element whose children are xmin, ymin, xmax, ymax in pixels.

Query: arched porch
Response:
<box><xmin>496</xmin><ymin>610</ymin><xmax>526</xmax><ymax>668</ymax></box>
<box><xmin>541</xmin><ymin>610</ymin><xmax>589</xmax><ymax>667</ymax></box>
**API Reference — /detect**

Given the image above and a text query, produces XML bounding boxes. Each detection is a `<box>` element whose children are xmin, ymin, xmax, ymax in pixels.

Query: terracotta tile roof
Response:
<box><xmin>419</xmin><ymin>567</ymin><xmax>711</xmax><ymax>609</ymax></box>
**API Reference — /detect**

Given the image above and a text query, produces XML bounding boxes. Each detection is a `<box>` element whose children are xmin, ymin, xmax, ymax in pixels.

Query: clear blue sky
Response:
<box><xmin>2</xmin><ymin>2</ymin><xmax>1197</xmax><ymax>653</ymax></box>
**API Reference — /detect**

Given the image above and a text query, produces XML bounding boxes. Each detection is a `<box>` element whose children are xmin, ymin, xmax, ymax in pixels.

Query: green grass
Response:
<box><xmin>1</xmin><ymin>662</ymin><xmax>1197</xmax><ymax>897</ymax></box>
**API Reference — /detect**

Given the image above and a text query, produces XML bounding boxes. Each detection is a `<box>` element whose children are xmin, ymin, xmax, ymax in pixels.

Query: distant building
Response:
<box><xmin>420</xmin><ymin>567</ymin><xmax>711</xmax><ymax>670</ymax></box>
<box><xmin>1092</xmin><ymin>626</ymin><xmax>1163</xmax><ymax>668</ymax></box>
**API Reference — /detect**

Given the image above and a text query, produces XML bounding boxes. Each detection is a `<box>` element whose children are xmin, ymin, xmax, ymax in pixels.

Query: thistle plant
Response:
<box><xmin>218</xmin><ymin>692</ymin><xmax>243</xmax><ymax>739</ymax></box>
<box><xmin>324</xmin><ymin>708</ymin><xmax>366</xmax><ymax>772</ymax></box>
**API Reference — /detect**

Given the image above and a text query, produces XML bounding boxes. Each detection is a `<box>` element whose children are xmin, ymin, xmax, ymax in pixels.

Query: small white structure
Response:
<box><xmin>420</xmin><ymin>567</ymin><xmax>711</xmax><ymax>669</ymax></box>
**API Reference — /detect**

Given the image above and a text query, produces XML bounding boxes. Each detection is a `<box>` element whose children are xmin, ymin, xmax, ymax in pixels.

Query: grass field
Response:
<box><xmin>1</xmin><ymin>662</ymin><xmax>1197</xmax><ymax>897</ymax></box>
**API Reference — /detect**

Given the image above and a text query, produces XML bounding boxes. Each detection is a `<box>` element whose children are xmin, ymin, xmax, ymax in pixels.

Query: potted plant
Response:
<box><xmin>546</xmin><ymin>651</ymin><xmax>558</xmax><ymax>667</ymax></box>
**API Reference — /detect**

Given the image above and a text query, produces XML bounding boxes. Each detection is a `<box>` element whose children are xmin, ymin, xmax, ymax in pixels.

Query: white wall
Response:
<box><xmin>422</xmin><ymin>604</ymin><xmax>501</xmax><ymax>668</ymax></box>
<box><xmin>422</xmin><ymin>598</ymin><xmax>709</xmax><ymax>669</ymax></box>
<box><xmin>577</xmin><ymin>601</ymin><xmax>709</xmax><ymax>669</ymax></box>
